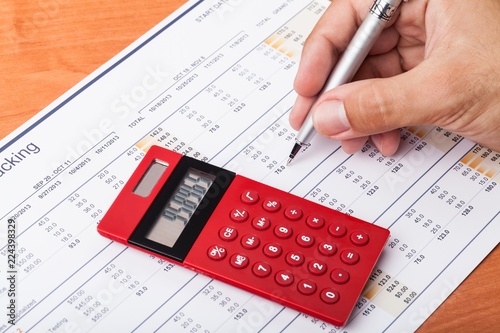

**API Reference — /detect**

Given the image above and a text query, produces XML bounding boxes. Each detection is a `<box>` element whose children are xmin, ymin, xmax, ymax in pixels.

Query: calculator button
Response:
<box><xmin>330</xmin><ymin>268</ymin><xmax>350</xmax><ymax>284</ymax></box>
<box><xmin>285</xmin><ymin>251</ymin><xmax>305</xmax><ymax>267</ymax></box>
<box><xmin>207</xmin><ymin>245</ymin><xmax>227</xmax><ymax>261</ymax></box>
<box><xmin>350</xmin><ymin>231</ymin><xmax>369</xmax><ymax>246</ymax></box>
<box><xmin>219</xmin><ymin>227</ymin><xmax>238</xmax><ymax>241</ymax></box>
<box><xmin>297</xmin><ymin>280</ymin><xmax>317</xmax><ymax>295</ymax></box>
<box><xmin>320</xmin><ymin>288</ymin><xmax>340</xmax><ymax>304</ymax></box>
<box><xmin>252</xmin><ymin>262</ymin><xmax>272</xmax><ymax>278</ymax></box>
<box><xmin>306</xmin><ymin>215</ymin><xmax>325</xmax><ymax>229</ymax></box>
<box><xmin>230</xmin><ymin>254</ymin><xmax>249</xmax><ymax>269</ymax></box>
<box><xmin>252</xmin><ymin>216</ymin><xmax>271</xmax><ymax>231</ymax></box>
<box><xmin>262</xmin><ymin>199</ymin><xmax>281</xmax><ymax>212</ymax></box>
<box><xmin>263</xmin><ymin>243</ymin><xmax>282</xmax><ymax>258</ymax></box>
<box><xmin>230</xmin><ymin>208</ymin><xmax>249</xmax><ymax>222</ymax></box>
<box><xmin>241</xmin><ymin>234</ymin><xmax>260</xmax><ymax>250</ymax></box>
<box><xmin>241</xmin><ymin>190</ymin><xmax>259</xmax><ymax>205</ymax></box>
<box><xmin>284</xmin><ymin>206</ymin><xmax>303</xmax><ymax>221</ymax></box>
<box><xmin>296</xmin><ymin>233</ymin><xmax>315</xmax><ymax>248</ymax></box>
<box><xmin>275</xmin><ymin>270</ymin><xmax>294</xmax><ymax>286</ymax></box>
<box><xmin>318</xmin><ymin>241</ymin><xmax>337</xmax><ymax>256</ymax></box>
<box><xmin>274</xmin><ymin>225</ymin><xmax>292</xmax><ymax>239</ymax></box>
<box><xmin>340</xmin><ymin>250</ymin><xmax>360</xmax><ymax>265</ymax></box>
<box><xmin>328</xmin><ymin>223</ymin><xmax>347</xmax><ymax>237</ymax></box>
<box><xmin>308</xmin><ymin>260</ymin><xmax>327</xmax><ymax>276</ymax></box>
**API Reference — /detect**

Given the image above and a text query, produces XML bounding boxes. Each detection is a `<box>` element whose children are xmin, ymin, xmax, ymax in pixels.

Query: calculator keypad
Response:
<box><xmin>185</xmin><ymin>175</ymin><xmax>389</xmax><ymax>327</ymax></box>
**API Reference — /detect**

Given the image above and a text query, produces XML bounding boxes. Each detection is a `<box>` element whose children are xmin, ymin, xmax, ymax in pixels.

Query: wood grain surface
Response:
<box><xmin>1</xmin><ymin>1</ymin><xmax>498</xmax><ymax>331</ymax></box>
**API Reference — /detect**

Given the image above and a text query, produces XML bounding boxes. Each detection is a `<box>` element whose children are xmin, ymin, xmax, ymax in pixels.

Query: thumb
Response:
<box><xmin>311</xmin><ymin>63</ymin><xmax>452</xmax><ymax>139</ymax></box>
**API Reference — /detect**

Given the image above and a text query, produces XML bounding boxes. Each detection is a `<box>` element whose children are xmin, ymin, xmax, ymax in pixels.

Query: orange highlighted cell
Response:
<box><xmin>460</xmin><ymin>151</ymin><xmax>476</xmax><ymax>165</ymax></box>
<box><xmin>469</xmin><ymin>157</ymin><xmax>484</xmax><ymax>169</ymax></box>
<box><xmin>363</xmin><ymin>286</ymin><xmax>380</xmax><ymax>300</ymax></box>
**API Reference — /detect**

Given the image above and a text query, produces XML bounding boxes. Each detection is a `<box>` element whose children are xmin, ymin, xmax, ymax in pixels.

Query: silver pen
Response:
<box><xmin>287</xmin><ymin>0</ymin><xmax>404</xmax><ymax>165</ymax></box>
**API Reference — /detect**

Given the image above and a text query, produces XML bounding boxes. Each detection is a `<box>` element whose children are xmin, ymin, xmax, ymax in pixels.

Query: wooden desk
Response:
<box><xmin>1</xmin><ymin>1</ymin><xmax>498</xmax><ymax>331</ymax></box>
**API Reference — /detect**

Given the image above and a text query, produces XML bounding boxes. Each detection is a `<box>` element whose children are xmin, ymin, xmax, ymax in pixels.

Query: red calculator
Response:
<box><xmin>98</xmin><ymin>146</ymin><xmax>389</xmax><ymax>326</ymax></box>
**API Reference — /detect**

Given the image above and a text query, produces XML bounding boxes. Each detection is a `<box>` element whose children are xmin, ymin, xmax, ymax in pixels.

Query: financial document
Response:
<box><xmin>1</xmin><ymin>0</ymin><xmax>499</xmax><ymax>332</ymax></box>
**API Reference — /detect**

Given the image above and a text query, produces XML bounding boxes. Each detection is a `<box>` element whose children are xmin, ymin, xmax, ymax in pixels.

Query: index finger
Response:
<box><xmin>293</xmin><ymin>0</ymin><xmax>379</xmax><ymax>97</ymax></box>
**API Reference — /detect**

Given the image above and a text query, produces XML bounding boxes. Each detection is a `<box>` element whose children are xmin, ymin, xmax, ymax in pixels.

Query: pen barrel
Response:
<box><xmin>321</xmin><ymin>12</ymin><xmax>388</xmax><ymax>93</ymax></box>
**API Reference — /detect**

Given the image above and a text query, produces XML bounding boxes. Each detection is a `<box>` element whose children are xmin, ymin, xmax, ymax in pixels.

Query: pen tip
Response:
<box><xmin>287</xmin><ymin>142</ymin><xmax>302</xmax><ymax>166</ymax></box>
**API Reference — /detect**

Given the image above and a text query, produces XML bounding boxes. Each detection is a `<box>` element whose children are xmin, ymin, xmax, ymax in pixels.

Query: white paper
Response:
<box><xmin>1</xmin><ymin>1</ymin><xmax>498</xmax><ymax>332</ymax></box>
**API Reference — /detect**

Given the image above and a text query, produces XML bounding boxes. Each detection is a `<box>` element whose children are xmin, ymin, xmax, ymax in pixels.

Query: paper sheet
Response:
<box><xmin>1</xmin><ymin>1</ymin><xmax>499</xmax><ymax>332</ymax></box>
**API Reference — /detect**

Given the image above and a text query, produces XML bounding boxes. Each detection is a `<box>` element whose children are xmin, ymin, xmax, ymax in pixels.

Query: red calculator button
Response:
<box><xmin>262</xmin><ymin>199</ymin><xmax>281</xmax><ymax>212</ymax></box>
<box><xmin>252</xmin><ymin>262</ymin><xmax>272</xmax><ymax>278</ymax></box>
<box><xmin>284</xmin><ymin>206</ymin><xmax>303</xmax><ymax>221</ymax></box>
<box><xmin>340</xmin><ymin>250</ymin><xmax>360</xmax><ymax>265</ymax></box>
<box><xmin>274</xmin><ymin>225</ymin><xmax>292</xmax><ymax>239</ymax></box>
<box><xmin>350</xmin><ymin>231</ymin><xmax>369</xmax><ymax>246</ymax></box>
<box><xmin>252</xmin><ymin>216</ymin><xmax>271</xmax><ymax>231</ymax></box>
<box><xmin>331</xmin><ymin>268</ymin><xmax>350</xmax><ymax>284</ymax></box>
<box><xmin>230</xmin><ymin>208</ymin><xmax>249</xmax><ymax>222</ymax></box>
<box><xmin>230</xmin><ymin>254</ymin><xmax>249</xmax><ymax>269</ymax></box>
<box><xmin>263</xmin><ymin>243</ymin><xmax>282</xmax><ymax>258</ymax></box>
<box><xmin>275</xmin><ymin>270</ymin><xmax>294</xmax><ymax>286</ymax></box>
<box><xmin>241</xmin><ymin>190</ymin><xmax>259</xmax><ymax>205</ymax></box>
<box><xmin>318</xmin><ymin>242</ymin><xmax>337</xmax><ymax>256</ymax></box>
<box><xmin>308</xmin><ymin>260</ymin><xmax>327</xmax><ymax>276</ymax></box>
<box><xmin>297</xmin><ymin>280</ymin><xmax>317</xmax><ymax>295</ymax></box>
<box><xmin>207</xmin><ymin>245</ymin><xmax>227</xmax><ymax>261</ymax></box>
<box><xmin>320</xmin><ymin>288</ymin><xmax>340</xmax><ymax>304</ymax></box>
<box><xmin>219</xmin><ymin>227</ymin><xmax>238</xmax><ymax>241</ymax></box>
<box><xmin>285</xmin><ymin>251</ymin><xmax>305</xmax><ymax>267</ymax></box>
<box><xmin>306</xmin><ymin>215</ymin><xmax>325</xmax><ymax>229</ymax></box>
<box><xmin>296</xmin><ymin>233</ymin><xmax>315</xmax><ymax>248</ymax></box>
<box><xmin>241</xmin><ymin>234</ymin><xmax>260</xmax><ymax>250</ymax></box>
<box><xmin>328</xmin><ymin>223</ymin><xmax>347</xmax><ymax>237</ymax></box>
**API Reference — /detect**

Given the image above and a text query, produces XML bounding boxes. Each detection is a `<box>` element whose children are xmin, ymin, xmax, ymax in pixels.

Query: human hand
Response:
<box><xmin>289</xmin><ymin>0</ymin><xmax>500</xmax><ymax>156</ymax></box>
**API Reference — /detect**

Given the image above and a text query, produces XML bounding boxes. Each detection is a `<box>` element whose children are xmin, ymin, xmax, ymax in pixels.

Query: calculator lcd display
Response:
<box><xmin>145</xmin><ymin>168</ymin><xmax>215</xmax><ymax>247</ymax></box>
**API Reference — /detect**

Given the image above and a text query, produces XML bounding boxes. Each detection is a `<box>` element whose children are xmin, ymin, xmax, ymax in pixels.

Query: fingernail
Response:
<box><xmin>313</xmin><ymin>100</ymin><xmax>351</xmax><ymax>135</ymax></box>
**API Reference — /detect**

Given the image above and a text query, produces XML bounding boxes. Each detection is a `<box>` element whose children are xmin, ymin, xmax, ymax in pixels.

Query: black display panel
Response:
<box><xmin>129</xmin><ymin>155</ymin><xmax>235</xmax><ymax>262</ymax></box>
